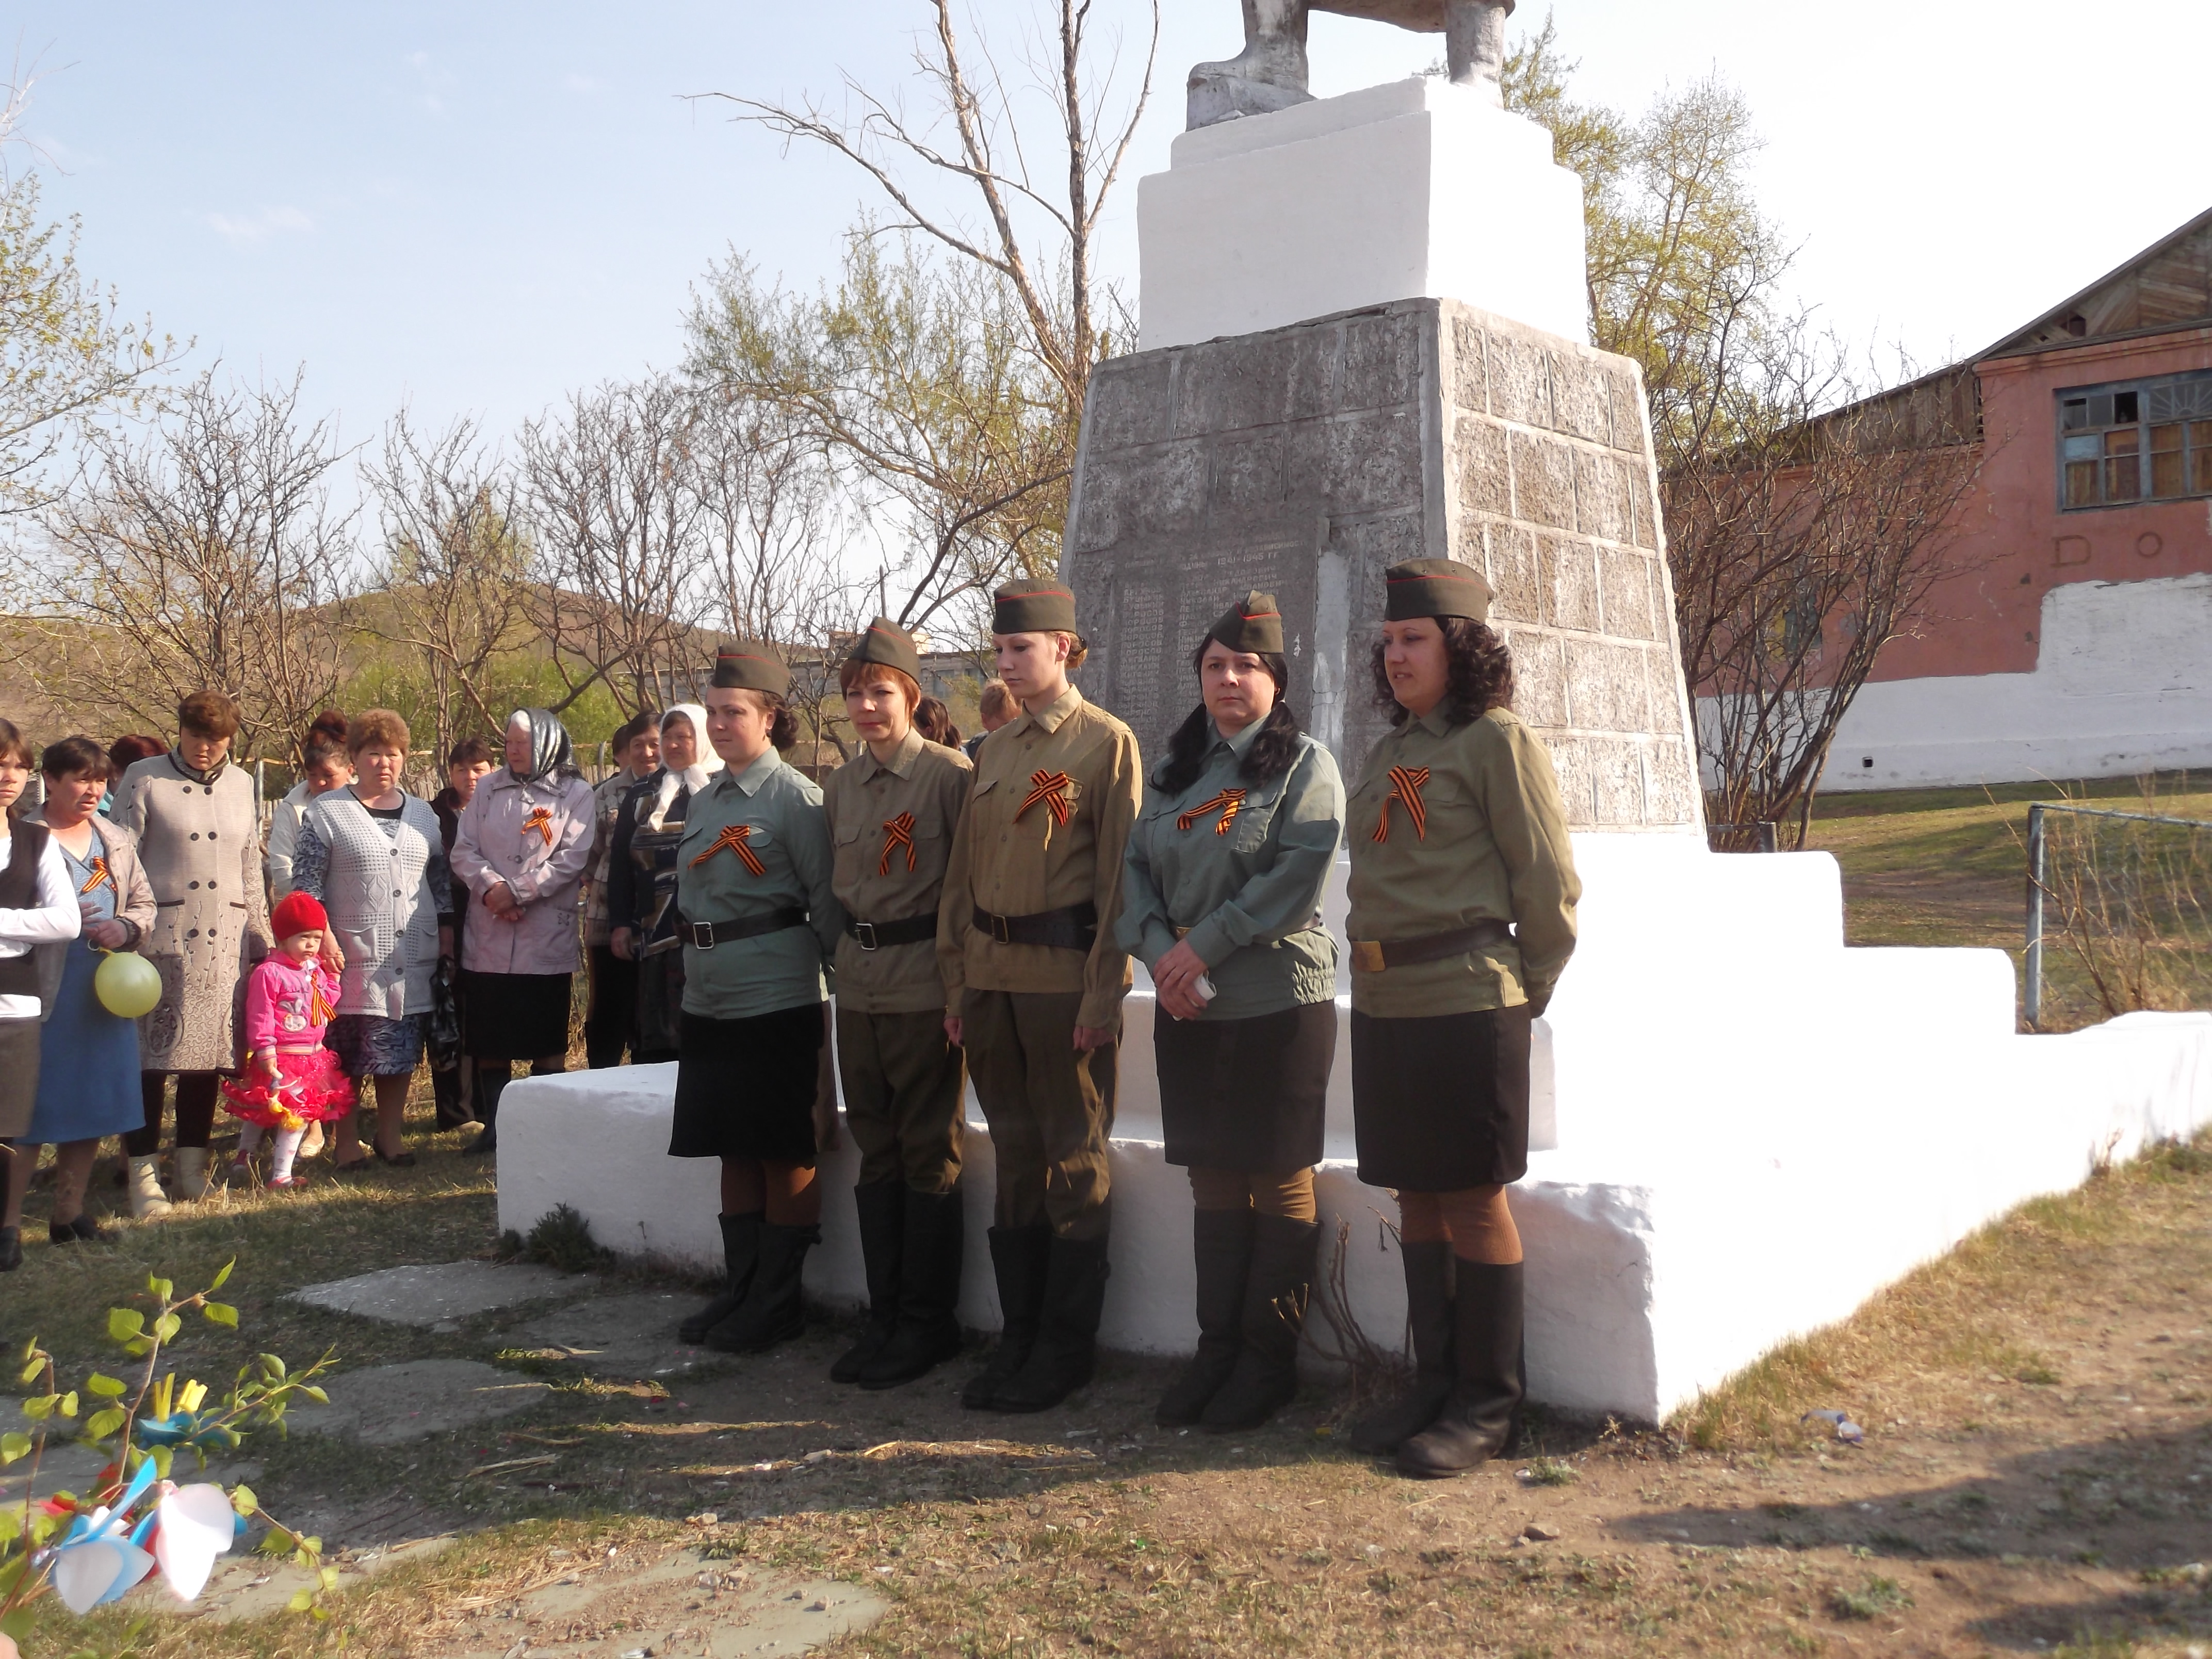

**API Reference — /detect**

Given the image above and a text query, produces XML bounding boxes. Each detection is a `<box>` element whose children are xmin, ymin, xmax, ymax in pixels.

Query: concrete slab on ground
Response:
<box><xmin>286</xmin><ymin>1359</ymin><xmax>549</xmax><ymax>1445</ymax></box>
<box><xmin>192</xmin><ymin>1534</ymin><xmax>456</xmax><ymax>1624</ymax></box>
<box><xmin>510</xmin><ymin>1292</ymin><xmax>733</xmax><ymax>1380</ymax></box>
<box><xmin>286</xmin><ymin>1261</ymin><xmax>591</xmax><ymax>1329</ymax></box>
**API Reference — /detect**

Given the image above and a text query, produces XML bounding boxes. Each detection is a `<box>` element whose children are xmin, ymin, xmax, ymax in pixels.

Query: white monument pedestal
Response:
<box><xmin>497</xmin><ymin>836</ymin><xmax>2212</xmax><ymax>1423</ymax></box>
<box><xmin>1137</xmin><ymin>77</ymin><xmax>1589</xmax><ymax>352</ymax></box>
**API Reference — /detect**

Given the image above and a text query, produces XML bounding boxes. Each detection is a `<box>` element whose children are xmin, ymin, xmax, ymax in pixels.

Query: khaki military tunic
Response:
<box><xmin>937</xmin><ymin>685</ymin><xmax>1142</xmax><ymax>1031</ymax></box>
<box><xmin>1344</xmin><ymin>706</ymin><xmax>1579</xmax><ymax>1018</ymax></box>
<box><xmin>824</xmin><ymin>729</ymin><xmax>974</xmax><ymax>1015</ymax></box>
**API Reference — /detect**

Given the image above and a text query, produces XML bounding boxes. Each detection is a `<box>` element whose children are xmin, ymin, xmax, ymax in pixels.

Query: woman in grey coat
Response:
<box><xmin>110</xmin><ymin>689</ymin><xmax>273</xmax><ymax>1211</ymax></box>
<box><xmin>296</xmin><ymin>708</ymin><xmax>453</xmax><ymax>1169</ymax></box>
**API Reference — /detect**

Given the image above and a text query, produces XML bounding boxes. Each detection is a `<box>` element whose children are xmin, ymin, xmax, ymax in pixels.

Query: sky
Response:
<box><xmin>10</xmin><ymin>1</ymin><xmax>2210</xmax><ymax>453</ymax></box>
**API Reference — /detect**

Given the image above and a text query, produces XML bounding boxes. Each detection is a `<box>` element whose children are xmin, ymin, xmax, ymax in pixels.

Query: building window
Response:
<box><xmin>2059</xmin><ymin>370</ymin><xmax>2212</xmax><ymax>509</ymax></box>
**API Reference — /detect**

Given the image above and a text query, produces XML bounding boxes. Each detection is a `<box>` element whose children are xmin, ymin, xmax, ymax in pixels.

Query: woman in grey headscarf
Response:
<box><xmin>449</xmin><ymin>709</ymin><xmax>598</xmax><ymax>1155</ymax></box>
<box><xmin>606</xmin><ymin>703</ymin><xmax>725</xmax><ymax>1063</ymax></box>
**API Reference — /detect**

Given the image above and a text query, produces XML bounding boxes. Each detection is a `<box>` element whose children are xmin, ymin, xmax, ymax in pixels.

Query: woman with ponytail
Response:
<box><xmin>1117</xmin><ymin>591</ymin><xmax>1345</xmax><ymax>1432</ymax></box>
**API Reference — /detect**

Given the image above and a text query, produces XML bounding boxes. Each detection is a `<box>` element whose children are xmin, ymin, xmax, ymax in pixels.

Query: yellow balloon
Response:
<box><xmin>94</xmin><ymin>950</ymin><xmax>164</xmax><ymax>1019</ymax></box>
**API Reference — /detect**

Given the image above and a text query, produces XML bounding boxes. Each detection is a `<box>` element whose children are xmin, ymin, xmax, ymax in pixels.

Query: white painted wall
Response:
<box><xmin>1808</xmin><ymin>573</ymin><xmax>2212</xmax><ymax>790</ymax></box>
<box><xmin>1136</xmin><ymin>77</ymin><xmax>1589</xmax><ymax>352</ymax></box>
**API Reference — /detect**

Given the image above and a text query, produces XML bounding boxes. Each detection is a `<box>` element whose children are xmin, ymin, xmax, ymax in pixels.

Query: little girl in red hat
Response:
<box><xmin>221</xmin><ymin>891</ymin><xmax>356</xmax><ymax>1186</ymax></box>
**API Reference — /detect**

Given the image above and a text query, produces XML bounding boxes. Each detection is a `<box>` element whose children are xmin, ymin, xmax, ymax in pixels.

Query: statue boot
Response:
<box><xmin>1443</xmin><ymin>0</ymin><xmax>1513</xmax><ymax>105</ymax></box>
<box><xmin>1189</xmin><ymin>0</ymin><xmax>1314</xmax><ymax>128</ymax></box>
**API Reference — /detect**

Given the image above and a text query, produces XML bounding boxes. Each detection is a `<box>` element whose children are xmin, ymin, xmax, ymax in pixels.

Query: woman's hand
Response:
<box><xmin>84</xmin><ymin>918</ymin><xmax>130</xmax><ymax>951</ymax></box>
<box><xmin>321</xmin><ymin>928</ymin><xmax>346</xmax><ymax>972</ymax></box>
<box><xmin>943</xmin><ymin>1014</ymin><xmax>963</xmax><ymax>1048</ymax></box>
<box><xmin>1150</xmin><ymin>939</ymin><xmax>1210</xmax><ymax>1022</ymax></box>
<box><xmin>256</xmin><ymin>1049</ymin><xmax>281</xmax><ymax>1082</ymax></box>
<box><xmin>483</xmin><ymin>881</ymin><xmax>520</xmax><ymax>919</ymax></box>
<box><xmin>610</xmin><ymin>928</ymin><xmax>636</xmax><ymax>962</ymax></box>
<box><xmin>1073</xmin><ymin>1024</ymin><xmax>1116</xmax><ymax>1052</ymax></box>
<box><xmin>1155</xmin><ymin>980</ymin><xmax>1209</xmax><ymax>1022</ymax></box>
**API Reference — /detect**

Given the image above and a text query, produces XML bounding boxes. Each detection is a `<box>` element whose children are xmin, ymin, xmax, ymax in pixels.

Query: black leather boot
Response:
<box><xmin>962</xmin><ymin>1224</ymin><xmax>1053</xmax><ymax>1409</ymax></box>
<box><xmin>1347</xmin><ymin>1240</ymin><xmax>1455</xmax><ymax>1455</ymax></box>
<box><xmin>859</xmin><ymin>1188</ymin><xmax>967</xmax><ymax>1389</ymax></box>
<box><xmin>990</xmin><ymin>1231</ymin><xmax>1112</xmax><ymax>1414</ymax></box>
<box><xmin>1202</xmin><ymin>1213</ymin><xmax>1316</xmax><ymax>1432</ymax></box>
<box><xmin>704</xmin><ymin>1222</ymin><xmax>819</xmax><ymax>1354</ymax></box>
<box><xmin>831</xmin><ymin>1180</ymin><xmax>906</xmax><ymax>1384</ymax></box>
<box><xmin>1395</xmin><ymin>1261</ymin><xmax>1524</xmax><ymax>1478</ymax></box>
<box><xmin>1156</xmin><ymin>1208</ymin><xmax>1255</xmax><ymax>1427</ymax></box>
<box><xmin>680</xmin><ymin>1212</ymin><xmax>762</xmax><ymax>1344</ymax></box>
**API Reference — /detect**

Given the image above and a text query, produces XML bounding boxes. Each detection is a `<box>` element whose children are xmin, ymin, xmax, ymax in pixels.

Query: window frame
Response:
<box><xmin>2057</xmin><ymin>369</ymin><xmax>2212</xmax><ymax>511</ymax></box>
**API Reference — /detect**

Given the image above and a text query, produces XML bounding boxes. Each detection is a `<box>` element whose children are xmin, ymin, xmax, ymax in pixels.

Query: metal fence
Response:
<box><xmin>2024</xmin><ymin>800</ymin><xmax>2212</xmax><ymax>1029</ymax></box>
<box><xmin>1705</xmin><ymin>821</ymin><xmax>1780</xmax><ymax>853</ymax></box>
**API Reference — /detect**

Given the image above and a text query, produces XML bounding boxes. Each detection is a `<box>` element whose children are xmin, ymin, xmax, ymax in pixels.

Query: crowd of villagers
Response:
<box><xmin>0</xmin><ymin>556</ymin><xmax>1580</xmax><ymax>1481</ymax></box>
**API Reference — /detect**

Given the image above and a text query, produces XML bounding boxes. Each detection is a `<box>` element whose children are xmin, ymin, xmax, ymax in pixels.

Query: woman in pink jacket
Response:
<box><xmin>449</xmin><ymin>709</ymin><xmax>597</xmax><ymax>1156</ymax></box>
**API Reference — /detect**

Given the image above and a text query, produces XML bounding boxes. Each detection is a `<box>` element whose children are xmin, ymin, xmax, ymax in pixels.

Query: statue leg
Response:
<box><xmin>1444</xmin><ymin>0</ymin><xmax>1510</xmax><ymax>104</ymax></box>
<box><xmin>1188</xmin><ymin>0</ymin><xmax>1312</xmax><ymax>130</ymax></box>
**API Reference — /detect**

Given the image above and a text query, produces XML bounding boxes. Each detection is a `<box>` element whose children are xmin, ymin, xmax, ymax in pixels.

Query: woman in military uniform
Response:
<box><xmin>1118</xmin><ymin>592</ymin><xmax>1344</xmax><ymax>1430</ymax></box>
<box><xmin>1343</xmin><ymin>558</ymin><xmax>1579</xmax><ymax>1479</ymax></box>
<box><xmin>820</xmin><ymin>620</ymin><xmax>975</xmax><ymax>1389</ymax></box>
<box><xmin>607</xmin><ymin>704</ymin><xmax>724</xmax><ymax>1066</ymax></box>
<box><xmin>671</xmin><ymin>644</ymin><xmax>845</xmax><ymax>1354</ymax></box>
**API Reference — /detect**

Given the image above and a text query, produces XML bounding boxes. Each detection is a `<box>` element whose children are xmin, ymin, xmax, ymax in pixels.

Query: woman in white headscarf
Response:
<box><xmin>605</xmin><ymin>704</ymin><xmax>725</xmax><ymax>1063</ymax></box>
<box><xmin>449</xmin><ymin>708</ymin><xmax>598</xmax><ymax>1155</ymax></box>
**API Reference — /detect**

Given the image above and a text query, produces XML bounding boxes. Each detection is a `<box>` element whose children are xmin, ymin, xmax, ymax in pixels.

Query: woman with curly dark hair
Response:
<box><xmin>1342</xmin><ymin>558</ymin><xmax>1580</xmax><ymax>1479</ymax></box>
<box><xmin>1119</xmin><ymin>591</ymin><xmax>1345</xmax><ymax>1431</ymax></box>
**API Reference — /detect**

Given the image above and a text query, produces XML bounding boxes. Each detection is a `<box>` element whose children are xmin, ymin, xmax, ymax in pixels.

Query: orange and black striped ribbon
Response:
<box><xmin>879</xmin><ymin>812</ymin><xmax>918</xmax><ymax>876</ymax></box>
<box><xmin>76</xmin><ymin>855</ymin><xmax>114</xmax><ymax>896</ymax></box>
<box><xmin>1177</xmin><ymin>788</ymin><xmax>1247</xmax><ymax>836</ymax></box>
<box><xmin>521</xmin><ymin>806</ymin><xmax>556</xmax><ymax>847</ymax></box>
<box><xmin>309</xmin><ymin>973</ymin><xmax>339</xmax><ymax>1027</ymax></box>
<box><xmin>690</xmin><ymin>824</ymin><xmax>767</xmax><ymax>876</ymax></box>
<box><xmin>1017</xmin><ymin>770</ymin><xmax>1075</xmax><ymax>827</ymax></box>
<box><xmin>1372</xmin><ymin>766</ymin><xmax>1432</xmax><ymax>843</ymax></box>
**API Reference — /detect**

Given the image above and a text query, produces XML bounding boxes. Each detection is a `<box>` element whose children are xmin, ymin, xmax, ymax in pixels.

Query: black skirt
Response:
<box><xmin>1351</xmin><ymin>1005</ymin><xmax>1532</xmax><ymax>1191</ymax></box>
<box><xmin>461</xmin><ymin>971</ymin><xmax>574</xmax><ymax>1062</ymax></box>
<box><xmin>1154</xmin><ymin>1001</ymin><xmax>1335</xmax><ymax>1173</ymax></box>
<box><xmin>671</xmin><ymin>1002</ymin><xmax>824</xmax><ymax>1163</ymax></box>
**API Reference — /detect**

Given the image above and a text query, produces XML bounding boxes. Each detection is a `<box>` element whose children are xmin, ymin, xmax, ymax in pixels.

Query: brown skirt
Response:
<box><xmin>0</xmin><ymin>1016</ymin><xmax>40</xmax><ymax>1138</ymax></box>
<box><xmin>1351</xmin><ymin>1004</ymin><xmax>1532</xmax><ymax>1191</ymax></box>
<box><xmin>1153</xmin><ymin>1001</ymin><xmax>1335</xmax><ymax>1173</ymax></box>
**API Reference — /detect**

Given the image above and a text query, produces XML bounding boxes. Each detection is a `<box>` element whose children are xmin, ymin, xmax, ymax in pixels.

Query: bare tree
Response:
<box><xmin>518</xmin><ymin>377</ymin><xmax>712</xmax><ymax>717</ymax></box>
<box><xmin>1670</xmin><ymin>340</ymin><xmax>1987</xmax><ymax>845</ymax></box>
<box><xmin>33</xmin><ymin>368</ymin><xmax>355</xmax><ymax>759</ymax></box>
<box><xmin>691</xmin><ymin>0</ymin><xmax>1158</xmax><ymax>636</ymax></box>
<box><xmin>361</xmin><ymin>412</ymin><xmax>529</xmax><ymax>762</ymax></box>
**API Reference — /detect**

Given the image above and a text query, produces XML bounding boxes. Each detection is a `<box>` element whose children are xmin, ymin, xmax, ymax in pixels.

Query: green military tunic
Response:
<box><xmin>676</xmin><ymin>749</ymin><xmax>845</xmax><ymax>1020</ymax></box>
<box><xmin>1344</xmin><ymin>705</ymin><xmax>1579</xmax><ymax>1018</ymax></box>
<box><xmin>1118</xmin><ymin>719</ymin><xmax>1344</xmax><ymax>1020</ymax></box>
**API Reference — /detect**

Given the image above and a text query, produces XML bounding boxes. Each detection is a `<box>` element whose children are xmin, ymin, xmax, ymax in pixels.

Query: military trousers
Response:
<box><xmin>961</xmin><ymin>988</ymin><xmax>1117</xmax><ymax>1240</ymax></box>
<box><xmin>835</xmin><ymin>1006</ymin><xmax>967</xmax><ymax>1194</ymax></box>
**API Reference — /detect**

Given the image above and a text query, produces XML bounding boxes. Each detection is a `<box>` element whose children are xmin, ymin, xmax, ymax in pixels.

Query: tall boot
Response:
<box><xmin>1190</xmin><ymin>0</ymin><xmax>1313</xmax><ymax>125</ymax></box>
<box><xmin>680</xmin><ymin>1212</ymin><xmax>763</xmax><ymax>1344</ymax></box>
<box><xmin>703</xmin><ymin>1222</ymin><xmax>819</xmax><ymax>1354</ymax></box>
<box><xmin>1396</xmin><ymin>1261</ymin><xmax>1524</xmax><ymax>1478</ymax></box>
<box><xmin>961</xmin><ymin>1224</ymin><xmax>1053</xmax><ymax>1410</ymax></box>
<box><xmin>1444</xmin><ymin>0</ymin><xmax>1512</xmax><ymax>102</ymax></box>
<box><xmin>1347</xmin><ymin>1241</ymin><xmax>1454</xmax><ymax>1455</ymax></box>
<box><xmin>126</xmin><ymin>1155</ymin><xmax>173</xmax><ymax>1220</ymax></box>
<box><xmin>1155</xmin><ymin>1208</ymin><xmax>1255</xmax><ymax>1427</ymax></box>
<box><xmin>831</xmin><ymin>1181</ymin><xmax>906</xmax><ymax>1384</ymax></box>
<box><xmin>172</xmin><ymin>1147</ymin><xmax>210</xmax><ymax>1201</ymax></box>
<box><xmin>859</xmin><ymin>1188</ymin><xmax>967</xmax><ymax>1389</ymax></box>
<box><xmin>463</xmin><ymin>1067</ymin><xmax>508</xmax><ymax>1157</ymax></box>
<box><xmin>1202</xmin><ymin>1214</ymin><xmax>1317</xmax><ymax>1432</ymax></box>
<box><xmin>990</xmin><ymin>1230</ymin><xmax>1112</xmax><ymax>1414</ymax></box>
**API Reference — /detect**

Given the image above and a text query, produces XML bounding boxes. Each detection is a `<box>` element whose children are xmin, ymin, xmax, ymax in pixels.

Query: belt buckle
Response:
<box><xmin>854</xmin><ymin>921</ymin><xmax>879</xmax><ymax>952</ymax></box>
<box><xmin>989</xmin><ymin>913</ymin><xmax>1013</xmax><ymax>945</ymax></box>
<box><xmin>687</xmin><ymin>921</ymin><xmax>715</xmax><ymax>951</ymax></box>
<box><xmin>1349</xmin><ymin>939</ymin><xmax>1386</xmax><ymax>974</ymax></box>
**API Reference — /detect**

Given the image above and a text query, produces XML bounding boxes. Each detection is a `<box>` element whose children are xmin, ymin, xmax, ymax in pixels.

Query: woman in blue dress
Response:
<box><xmin>21</xmin><ymin>736</ymin><xmax>157</xmax><ymax>1241</ymax></box>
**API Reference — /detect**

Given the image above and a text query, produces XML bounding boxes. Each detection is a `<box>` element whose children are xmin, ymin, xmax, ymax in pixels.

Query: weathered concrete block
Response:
<box><xmin>1341</xmin><ymin>311</ymin><xmax>1422</xmax><ymax>412</ymax></box>
<box><xmin>1645</xmin><ymin>737</ymin><xmax>1699</xmax><ymax>821</ymax></box>
<box><xmin>1288</xmin><ymin>410</ymin><xmax>1425</xmax><ymax>513</ymax></box>
<box><xmin>1574</xmin><ymin>447</ymin><xmax>1631</xmax><ymax>545</ymax></box>
<box><xmin>1550</xmin><ymin>351</ymin><xmax>1612</xmax><ymax>446</ymax></box>
<box><xmin>1115</xmin><ymin>441</ymin><xmax>1211</xmax><ymax>534</ymax></box>
<box><xmin>1565</xmin><ymin>638</ymin><xmax>1655</xmax><ymax>733</ymax></box>
<box><xmin>1450</xmin><ymin>313</ymin><xmax>1489</xmax><ymax>413</ymax></box>
<box><xmin>1475</xmin><ymin>516</ymin><xmax>1542</xmax><ymax>625</ymax></box>
<box><xmin>1210</xmin><ymin>430</ymin><xmax>1288</xmax><ymax>512</ymax></box>
<box><xmin>1088</xmin><ymin>353</ymin><xmax>1174</xmax><ymax>452</ymax></box>
<box><xmin>1511</xmin><ymin>429</ymin><xmax>1579</xmax><ymax>531</ymax></box>
<box><xmin>1604</xmin><ymin>364</ymin><xmax>1648</xmax><ymax>456</ymax></box>
<box><xmin>1506</xmin><ymin>629</ymin><xmax>1570</xmax><ymax>727</ymax></box>
<box><xmin>1587</xmin><ymin>736</ymin><xmax>1650</xmax><ymax>825</ymax></box>
<box><xmin>1626</xmin><ymin>464</ymin><xmax>1658</xmax><ymax>552</ymax></box>
<box><xmin>1542</xmin><ymin>733</ymin><xmax>1598</xmax><ymax>824</ymax></box>
<box><xmin>1173</xmin><ymin>329</ymin><xmax>1325</xmax><ymax>437</ymax></box>
<box><xmin>1598</xmin><ymin>546</ymin><xmax>1660</xmax><ymax>642</ymax></box>
<box><xmin>1487</xmin><ymin>326</ymin><xmax>1553</xmax><ymax>428</ymax></box>
<box><xmin>1455</xmin><ymin>420</ymin><xmax>1512</xmax><ymax>516</ymax></box>
<box><xmin>1540</xmin><ymin>533</ymin><xmax>1602</xmax><ymax>633</ymax></box>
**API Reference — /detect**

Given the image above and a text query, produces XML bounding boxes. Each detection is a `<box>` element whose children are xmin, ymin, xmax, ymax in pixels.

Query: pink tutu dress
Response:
<box><xmin>220</xmin><ymin>955</ymin><xmax>356</xmax><ymax>1129</ymax></box>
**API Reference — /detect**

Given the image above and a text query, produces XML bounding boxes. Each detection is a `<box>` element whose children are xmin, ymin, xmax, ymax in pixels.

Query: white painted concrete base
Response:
<box><xmin>1790</xmin><ymin>573</ymin><xmax>2212</xmax><ymax>791</ymax></box>
<box><xmin>498</xmin><ymin>831</ymin><xmax>2212</xmax><ymax>1424</ymax></box>
<box><xmin>1136</xmin><ymin>76</ymin><xmax>1589</xmax><ymax>352</ymax></box>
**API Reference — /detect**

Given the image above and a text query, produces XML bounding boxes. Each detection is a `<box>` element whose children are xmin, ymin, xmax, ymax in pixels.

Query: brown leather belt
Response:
<box><xmin>1348</xmin><ymin>918</ymin><xmax>1514</xmax><ymax>974</ymax></box>
<box><xmin>681</xmin><ymin>907</ymin><xmax>809</xmax><ymax>949</ymax></box>
<box><xmin>973</xmin><ymin>901</ymin><xmax>1098</xmax><ymax>951</ymax></box>
<box><xmin>845</xmin><ymin>912</ymin><xmax>937</xmax><ymax>951</ymax></box>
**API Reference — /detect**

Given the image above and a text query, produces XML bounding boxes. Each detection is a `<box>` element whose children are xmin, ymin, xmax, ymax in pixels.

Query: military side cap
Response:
<box><xmin>711</xmin><ymin>641</ymin><xmax>791</xmax><ymax>698</ymax></box>
<box><xmin>1208</xmin><ymin>590</ymin><xmax>1285</xmax><ymax>656</ymax></box>
<box><xmin>1383</xmin><ymin>558</ymin><xmax>1492</xmax><ymax>624</ymax></box>
<box><xmin>845</xmin><ymin>617</ymin><xmax>923</xmax><ymax>684</ymax></box>
<box><xmin>991</xmin><ymin>577</ymin><xmax>1078</xmax><ymax>635</ymax></box>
